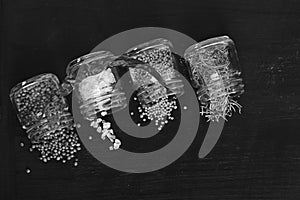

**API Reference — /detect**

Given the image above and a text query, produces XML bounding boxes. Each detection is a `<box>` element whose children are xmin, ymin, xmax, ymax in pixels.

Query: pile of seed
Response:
<box><xmin>13</xmin><ymin>77</ymin><xmax>60</xmax><ymax>129</ymax></box>
<box><xmin>31</xmin><ymin>125</ymin><xmax>81</xmax><ymax>163</ymax></box>
<box><xmin>138</xmin><ymin>95</ymin><xmax>176</xmax><ymax>130</ymax></box>
<box><xmin>134</xmin><ymin>46</ymin><xmax>175</xmax><ymax>81</ymax></box>
<box><xmin>126</xmin><ymin>43</ymin><xmax>180</xmax><ymax>130</ymax></box>
<box><xmin>11</xmin><ymin>75</ymin><xmax>82</xmax><ymax>164</ymax></box>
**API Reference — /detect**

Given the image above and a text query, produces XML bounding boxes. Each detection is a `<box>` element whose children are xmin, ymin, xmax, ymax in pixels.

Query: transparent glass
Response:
<box><xmin>66</xmin><ymin>51</ymin><xmax>127</xmax><ymax>121</ymax></box>
<box><xmin>184</xmin><ymin>36</ymin><xmax>245</xmax><ymax>121</ymax></box>
<box><xmin>124</xmin><ymin>38</ymin><xmax>185</xmax><ymax>104</ymax></box>
<box><xmin>122</xmin><ymin>38</ymin><xmax>189</xmax><ymax>130</ymax></box>
<box><xmin>66</xmin><ymin>51</ymin><xmax>168</xmax><ymax>149</ymax></box>
<box><xmin>10</xmin><ymin>73</ymin><xmax>81</xmax><ymax>162</ymax></box>
<box><xmin>10</xmin><ymin>73</ymin><xmax>73</xmax><ymax>143</ymax></box>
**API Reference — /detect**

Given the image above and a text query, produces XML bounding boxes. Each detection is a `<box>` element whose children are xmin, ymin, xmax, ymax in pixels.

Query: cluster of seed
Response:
<box><xmin>128</xmin><ymin>43</ymin><xmax>184</xmax><ymax>130</ymax></box>
<box><xmin>90</xmin><ymin>116</ymin><xmax>121</xmax><ymax>150</ymax></box>
<box><xmin>129</xmin><ymin>67</ymin><xmax>178</xmax><ymax>130</ymax></box>
<box><xmin>30</xmin><ymin>125</ymin><xmax>81</xmax><ymax>164</ymax></box>
<box><xmin>128</xmin><ymin>66</ymin><xmax>177</xmax><ymax>129</ymax></box>
<box><xmin>138</xmin><ymin>95</ymin><xmax>176</xmax><ymax>130</ymax></box>
<box><xmin>11</xmin><ymin>75</ymin><xmax>82</xmax><ymax>165</ymax></box>
<box><xmin>13</xmin><ymin>79</ymin><xmax>59</xmax><ymax>129</ymax></box>
<box><xmin>134</xmin><ymin>46</ymin><xmax>176</xmax><ymax>81</ymax></box>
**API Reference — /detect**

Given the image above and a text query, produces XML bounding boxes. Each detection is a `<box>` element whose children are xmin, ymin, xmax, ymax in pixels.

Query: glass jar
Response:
<box><xmin>10</xmin><ymin>73</ymin><xmax>73</xmax><ymax>142</ymax></box>
<box><xmin>124</xmin><ymin>38</ymin><xmax>186</xmax><ymax>103</ymax></box>
<box><xmin>10</xmin><ymin>73</ymin><xmax>80</xmax><ymax>162</ymax></box>
<box><xmin>184</xmin><ymin>36</ymin><xmax>245</xmax><ymax>121</ymax></box>
<box><xmin>122</xmin><ymin>38</ymin><xmax>192</xmax><ymax>129</ymax></box>
<box><xmin>66</xmin><ymin>51</ymin><xmax>127</xmax><ymax>121</ymax></box>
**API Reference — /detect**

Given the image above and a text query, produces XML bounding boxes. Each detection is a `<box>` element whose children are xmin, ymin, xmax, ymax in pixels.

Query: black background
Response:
<box><xmin>1</xmin><ymin>0</ymin><xmax>300</xmax><ymax>199</ymax></box>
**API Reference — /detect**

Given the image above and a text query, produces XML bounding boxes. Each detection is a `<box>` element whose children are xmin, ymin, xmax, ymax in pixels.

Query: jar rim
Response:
<box><xmin>184</xmin><ymin>36</ymin><xmax>232</xmax><ymax>57</ymax></box>
<box><xmin>125</xmin><ymin>38</ymin><xmax>173</xmax><ymax>55</ymax></box>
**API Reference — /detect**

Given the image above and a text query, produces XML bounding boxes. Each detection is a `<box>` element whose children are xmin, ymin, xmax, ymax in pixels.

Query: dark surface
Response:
<box><xmin>1</xmin><ymin>0</ymin><xmax>300</xmax><ymax>199</ymax></box>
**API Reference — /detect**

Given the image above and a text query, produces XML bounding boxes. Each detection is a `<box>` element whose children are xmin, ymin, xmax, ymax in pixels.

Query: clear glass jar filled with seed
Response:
<box><xmin>124</xmin><ymin>38</ymin><xmax>187</xmax><ymax>101</ymax></box>
<box><xmin>10</xmin><ymin>73</ymin><xmax>81</xmax><ymax>162</ymax></box>
<box><xmin>184</xmin><ymin>36</ymin><xmax>245</xmax><ymax>121</ymax></box>
<box><xmin>122</xmin><ymin>38</ymin><xmax>192</xmax><ymax>130</ymax></box>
